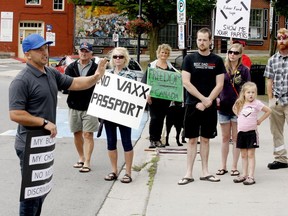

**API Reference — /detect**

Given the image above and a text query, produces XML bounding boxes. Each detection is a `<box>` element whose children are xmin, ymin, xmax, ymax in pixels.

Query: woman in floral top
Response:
<box><xmin>103</xmin><ymin>47</ymin><xmax>136</xmax><ymax>184</ymax></box>
<box><xmin>216</xmin><ymin>43</ymin><xmax>251</xmax><ymax>177</ymax></box>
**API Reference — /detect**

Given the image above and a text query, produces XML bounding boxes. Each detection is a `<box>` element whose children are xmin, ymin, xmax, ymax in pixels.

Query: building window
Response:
<box><xmin>26</xmin><ymin>0</ymin><xmax>41</xmax><ymax>5</ymax></box>
<box><xmin>53</xmin><ymin>0</ymin><xmax>64</xmax><ymax>11</ymax></box>
<box><xmin>20</xmin><ymin>22</ymin><xmax>42</xmax><ymax>28</ymax></box>
<box><xmin>249</xmin><ymin>9</ymin><xmax>263</xmax><ymax>40</ymax></box>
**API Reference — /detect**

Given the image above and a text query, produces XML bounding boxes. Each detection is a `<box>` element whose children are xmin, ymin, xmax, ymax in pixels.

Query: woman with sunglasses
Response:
<box><xmin>141</xmin><ymin>44</ymin><xmax>176</xmax><ymax>148</ymax></box>
<box><xmin>216</xmin><ymin>43</ymin><xmax>251</xmax><ymax>177</ymax></box>
<box><xmin>103</xmin><ymin>47</ymin><xmax>136</xmax><ymax>183</ymax></box>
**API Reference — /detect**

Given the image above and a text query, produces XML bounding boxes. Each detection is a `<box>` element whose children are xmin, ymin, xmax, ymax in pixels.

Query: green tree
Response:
<box><xmin>273</xmin><ymin>0</ymin><xmax>288</xmax><ymax>17</ymax></box>
<box><xmin>68</xmin><ymin>0</ymin><xmax>216</xmax><ymax>59</ymax></box>
<box><xmin>115</xmin><ymin>0</ymin><xmax>216</xmax><ymax>59</ymax></box>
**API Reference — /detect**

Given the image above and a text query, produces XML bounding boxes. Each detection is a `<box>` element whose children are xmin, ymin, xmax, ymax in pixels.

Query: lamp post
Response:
<box><xmin>137</xmin><ymin>0</ymin><xmax>142</xmax><ymax>63</ymax></box>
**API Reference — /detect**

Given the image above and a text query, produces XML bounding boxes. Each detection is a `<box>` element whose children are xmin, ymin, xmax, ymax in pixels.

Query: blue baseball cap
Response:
<box><xmin>79</xmin><ymin>42</ymin><xmax>93</xmax><ymax>52</ymax></box>
<box><xmin>22</xmin><ymin>34</ymin><xmax>53</xmax><ymax>53</ymax></box>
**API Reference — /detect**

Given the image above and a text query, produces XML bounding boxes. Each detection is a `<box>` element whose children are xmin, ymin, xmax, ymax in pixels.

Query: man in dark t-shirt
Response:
<box><xmin>178</xmin><ymin>28</ymin><xmax>226</xmax><ymax>185</ymax></box>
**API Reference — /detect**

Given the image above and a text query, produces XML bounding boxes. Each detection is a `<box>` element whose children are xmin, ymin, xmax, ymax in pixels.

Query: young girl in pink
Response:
<box><xmin>232</xmin><ymin>82</ymin><xmax>271</xmax><ymax>185</ymax></box>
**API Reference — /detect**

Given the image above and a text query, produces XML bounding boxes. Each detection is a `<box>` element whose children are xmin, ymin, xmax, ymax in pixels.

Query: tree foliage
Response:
<box><xmin>187</xmin><ymin>0</ymin><xmax>216</xmax><ymax>23</ymax></box>
<box><xmin>273</xmin><ymin>0</ymin><xmax>288</xmax><ymax>17</ymax></box>
<box><xmin>68</xmin><ymin>0</ymin><xmax>216</xmax><ymax>59</ymax></box>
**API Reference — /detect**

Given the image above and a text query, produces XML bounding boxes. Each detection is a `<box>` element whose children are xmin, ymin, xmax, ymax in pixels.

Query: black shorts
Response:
<box><xmin>236</xmin><ymin>130</ymin><xmax>259</xmax><ymax>149</ymax></box>
<box><xmin>183</xmin><ymin>104</ymin><xmax>217</xmax><ymax>139</ymax></box>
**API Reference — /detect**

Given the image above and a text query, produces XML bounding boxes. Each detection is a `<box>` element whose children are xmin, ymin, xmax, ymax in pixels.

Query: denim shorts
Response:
<box><xmin>218</xmin><ymin>112</ymin><xmax>237</xmax><ymax>124</ymax></box>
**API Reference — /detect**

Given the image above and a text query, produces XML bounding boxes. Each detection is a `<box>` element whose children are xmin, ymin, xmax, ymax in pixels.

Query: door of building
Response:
<box><xmin>18</xmin><ymin>30</ymin><xmax>37</xmax><ymax>58</ymax></box>
<box><xmin>18</xmin><ymin>21</ymin><xmax>43</xmax><ymax>58</ymax></box>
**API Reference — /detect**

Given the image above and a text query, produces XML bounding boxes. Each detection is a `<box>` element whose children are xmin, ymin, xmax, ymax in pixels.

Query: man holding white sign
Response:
<box><xmin>9</xmin><ymin>34</ymin><xmax>107</xmax><ymax>215</ymax></box>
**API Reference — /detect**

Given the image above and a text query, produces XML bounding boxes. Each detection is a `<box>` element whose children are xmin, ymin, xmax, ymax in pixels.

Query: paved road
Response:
<box><xmin>0</xmin><ymin>65</ymin><xmax>148</xmax><ymax>216</ymax></box>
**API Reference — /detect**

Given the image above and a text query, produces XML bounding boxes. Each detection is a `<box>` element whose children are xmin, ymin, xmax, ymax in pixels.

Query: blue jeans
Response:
<box><xmin>104</xmin><ymin>121</ymin><xmax>133</xmax><ymax>152</ymax></box>
<box><xmin>16</xmin><ymin>148</ymin><xmax>46</xmax><ymax>216</ymax></box>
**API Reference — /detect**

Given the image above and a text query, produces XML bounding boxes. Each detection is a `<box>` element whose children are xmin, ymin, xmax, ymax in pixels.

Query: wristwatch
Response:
<box><xmin>42</xmin><ymin>119</ymin><xmax>49</xmax><ymax>128</ymax></box>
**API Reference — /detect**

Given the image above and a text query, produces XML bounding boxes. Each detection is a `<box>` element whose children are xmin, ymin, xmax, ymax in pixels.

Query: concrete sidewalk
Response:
<box><xmin>98</xmin><ymin>100</ymin><xmax>288</xmax><ymax>216</ymax></box>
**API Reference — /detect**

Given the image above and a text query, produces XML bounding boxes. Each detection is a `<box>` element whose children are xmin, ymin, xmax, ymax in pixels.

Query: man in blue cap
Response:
<box><xmin>9</xmin><ymin>34</ymin><xmax>107</xmax><ymax>215</ymax></box>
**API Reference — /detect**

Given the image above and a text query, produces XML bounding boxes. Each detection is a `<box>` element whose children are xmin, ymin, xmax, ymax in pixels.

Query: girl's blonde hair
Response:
<box><xmin>156</xmin><ymin>44</ymin><xmax>172</xmax><ymax>59</ymax></box>
<box><xmin>225</xmin><ymin>43</ymin><xmax>243</xmax><ymax>73</ymax></box>
<box><xmin>233</xmin><ymin>81</ymin><xmax>258</xmax><ymax>115</ymax></box>
<box><xmin>109</xmin><ymin>47</ymin><xmax>130</xmax><ymax>68</ymax></box>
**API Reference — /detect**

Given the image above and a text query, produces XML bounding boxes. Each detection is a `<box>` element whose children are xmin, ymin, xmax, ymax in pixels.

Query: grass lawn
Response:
<box><xmin>249</xmin><ymin>55</ymin><xmax>270</xmax><ymax>65</ymax></box>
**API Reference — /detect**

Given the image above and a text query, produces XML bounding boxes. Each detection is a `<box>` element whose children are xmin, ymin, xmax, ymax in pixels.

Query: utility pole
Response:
<box><xmin>137</xmin><ymin>0</ymin><xmax>142</xmax><ymax>63</ymax></box>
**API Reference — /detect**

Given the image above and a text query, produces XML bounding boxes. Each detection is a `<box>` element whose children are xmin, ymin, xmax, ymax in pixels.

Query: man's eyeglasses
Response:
<box><xmin>112</xmin><ymin>55</ymin><xmax>124</xmax><ymax>59</ymax></box>
<box><xmin>277</xmin><ymin>34</ymin><xmax>288</xmax><ymax>40</ymax></box>
<box><xmin>228</xmin><ymin>50</ymin><xmax>240</xmax><ymax>55</ymax></box>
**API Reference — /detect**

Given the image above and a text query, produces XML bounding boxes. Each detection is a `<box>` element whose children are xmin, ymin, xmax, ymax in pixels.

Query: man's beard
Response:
<box><xmin>198</xmin><ymin>46</ymin><xmax>209</xmax><ymax>52</ymax></box>
<box><xmin>278</xmin><ymin>42</ymin><xmax>288</xmax><ymax>51</ymax></box>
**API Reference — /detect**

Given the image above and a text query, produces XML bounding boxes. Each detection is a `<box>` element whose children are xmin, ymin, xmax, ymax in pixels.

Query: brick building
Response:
<box><xmin>0</xmin><ymin>0</ymin><xmax>75</xmax><ymax>58</ymax></box>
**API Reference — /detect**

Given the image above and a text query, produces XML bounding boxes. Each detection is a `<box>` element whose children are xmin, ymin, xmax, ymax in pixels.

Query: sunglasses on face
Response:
<box><xmin>228</xmin><ymin>50</ymin><xmax>240</xmax><ymax>55</ymax></box>
<box><xmin>277</xmin><ymin>34</ymin><xmax>288</xmax><ymax>40</ymax></box>
<box><xmin>112</xmin><ymin>55</ymin><xmax>124</xmax><ymax>59</ymax></box>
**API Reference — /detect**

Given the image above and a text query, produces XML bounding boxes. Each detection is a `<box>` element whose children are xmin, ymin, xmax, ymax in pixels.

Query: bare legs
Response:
<box><xmin>240</xmin><ymin>148</ymin><xmax>256</xmax><ymax>178</ymax></box>
<box><xmin>219</xmin><ymin>122</ymin><xmax>240</xmax><ymax>172</ymax></box>
<box><xmin>74</xmin><ymin>131</ymin><xmax>94</xmax><ymax>168</ymax></box>
<box><xmin>182</xmin><ymin>136</ymin><xmax>216</xmax><ymax>178</ymax></box>
<box><xmin>183</xmin><ymin>138</ymin><xmax>198</xmax><ymax>178</ymax></box>
<box><xmin>107</xmin><ymin>149</ymin><xmax>134</xmax><ymax>177</ymax></box>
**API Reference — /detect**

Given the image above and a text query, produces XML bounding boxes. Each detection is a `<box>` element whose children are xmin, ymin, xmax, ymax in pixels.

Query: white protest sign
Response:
<box><xmin>87</xmin><ymin>72</ymin><xmax>151</xmax><ymax>129</ymax></box>
<box><xmin>214</xmin><ymin>0</ymin><xmax>251</xmax><ymax>39</ymax></box>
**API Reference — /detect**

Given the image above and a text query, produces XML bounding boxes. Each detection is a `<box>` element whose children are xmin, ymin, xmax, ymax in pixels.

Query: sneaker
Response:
<box><xmin>267</xmin><ymin>161</ymin><xmax>288</xmax><ymax>169</ymax></box>
<box><xmin>243</xmin><ymin>177</ymin><xmax>256</xmax><ymax>185</ymax></box>
<box><xmin>149</xmin><ymin>141</ymin><xmax>156</xmax><ymax>149</ymax></box>
<box><xmin>155</xmin><ymin>141</ymin><xmax>165</xmax><ymax>148</ymax></box>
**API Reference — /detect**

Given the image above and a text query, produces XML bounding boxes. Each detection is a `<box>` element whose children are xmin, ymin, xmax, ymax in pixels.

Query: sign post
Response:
<box><xmin>177</xmin><ymin>0</ymin><xmax>186</xmax><ymax>50</ymax></box>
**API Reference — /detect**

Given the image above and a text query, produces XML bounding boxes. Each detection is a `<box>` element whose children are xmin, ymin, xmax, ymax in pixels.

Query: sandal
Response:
<box><xmin>79</xmin><ymin>166</ymin><xmax>91</xmax><ymax>173</ymax></box>
<box><xmin>178</xmin><ymin>177</ymin><xmax>194</xmax><ymax>185</ymax></box>
<box><xmin>231</xmin><ymin>170</ymin><xmax>240</xmax><ymax>176</ymax></box>
<box><xmin>120</xmin><ymin>174</ymin><xmax>132</xmax><ymax>183</ymax></box>
<box><xmin>243</xmin><ymin>177</ymin><xmax>256</xmax><ymax>185</ymax></box>
<box><xmin>104</xmin><ymin>172</ymin><xmax>118</xmax><ymax>181</ymax></box>
<box><xmin>233</xmin><ymin>176</ymin><xmax>247</xmax><ymax>183</ymax></box>
<box><xmin>73</xmin><ymin>162</ymin><xmax>84</xmax><ymax>168</ymax></box>
<box><xmin>216</xmin><ymin>169</ymin><xmax>228</xmax><ymax>175</ymax></box>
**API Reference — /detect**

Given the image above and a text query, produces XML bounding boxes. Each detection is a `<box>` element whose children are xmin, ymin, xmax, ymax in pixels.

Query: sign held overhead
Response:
<box><xmin>214</xmin><ymin>0</ymin><xmax>251</xmax><ymax>39</ymax></box>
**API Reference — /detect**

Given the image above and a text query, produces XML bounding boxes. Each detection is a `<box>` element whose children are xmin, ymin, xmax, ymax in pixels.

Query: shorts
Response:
<box><xmin>69</xmin><ymin>109</ymin><xmax>99</xmax><ymax>133</ymax></box>
<box><xmin>218</xmin><ymin>112</ymin><xmax>237</xmax><ymax>124</ymax></box>
<box><xmin>236</xmin><ymin>130</ymin><xmax>259</xmax><ymax>149</ymax></box>
<box><xmin>184</xmin><ymin>104</ymin><xmax>217</xmax><ymax>139</ymax></box>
